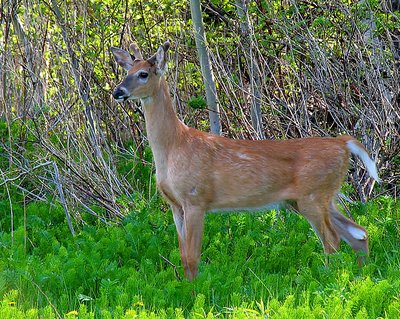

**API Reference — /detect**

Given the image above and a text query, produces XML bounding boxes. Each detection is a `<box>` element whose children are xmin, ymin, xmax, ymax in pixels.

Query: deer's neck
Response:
<box><xmin>141</xmin><ymin>77</ymin><xmax>185</xmax><ymax>175</ymax></box>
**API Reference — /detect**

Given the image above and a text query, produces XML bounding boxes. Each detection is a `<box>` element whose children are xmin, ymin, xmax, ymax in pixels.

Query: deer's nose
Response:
<box><xmin>112</xmin><ymin>87</ymin><xmax>129</xmax><ymax>102</ymax></box>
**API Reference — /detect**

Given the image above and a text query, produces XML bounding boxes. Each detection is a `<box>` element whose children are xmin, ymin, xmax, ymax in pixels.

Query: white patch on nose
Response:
<box><xmin>348</xmin><ymin>225</ymin><xmax>367</xmax><ymax>240</ymax></box>
<box><xmin>114</xmin><ymin>86</ymin><xmax>130</xmax><ymax>102</ymax></box>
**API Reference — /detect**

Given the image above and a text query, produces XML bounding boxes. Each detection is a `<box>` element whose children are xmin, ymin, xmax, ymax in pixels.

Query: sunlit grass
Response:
<box><xmin>0</xmin><ymin>196</ymin><xmax>399</xmax><ymax>318</ymax></box>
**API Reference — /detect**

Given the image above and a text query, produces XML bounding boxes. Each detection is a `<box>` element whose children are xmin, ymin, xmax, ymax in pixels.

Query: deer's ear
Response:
<box><xmin>148</xmin><ymin>41</ymin><xmax>170</xmax><ymax>75</ymax></box>
<box><xmin>111</xmin><ymin>47</ymin><xmax>135</xmax><ymax>71</ymax></box>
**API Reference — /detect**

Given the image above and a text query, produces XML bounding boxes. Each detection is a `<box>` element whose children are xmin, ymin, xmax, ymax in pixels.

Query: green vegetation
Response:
<box><xmin>0</xmin><ymin>195</ymin><xmax>399</xmax><ymax>318</ymax></box>
<box><xmin>1</xmin><ymin>0</ymin><xmax>399</xmax><ymax>317</ymax></box>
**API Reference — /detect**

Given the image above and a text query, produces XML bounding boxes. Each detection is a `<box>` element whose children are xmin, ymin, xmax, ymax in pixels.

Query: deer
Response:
<box><xmin>110</xmin><ymin>41</ymin><xmax>380</xmax><ymax>281</ymax></box>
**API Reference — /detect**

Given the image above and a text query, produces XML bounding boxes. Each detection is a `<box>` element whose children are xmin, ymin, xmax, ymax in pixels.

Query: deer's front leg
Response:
<box><xmin>172</xmin><ymin>204</ymin><xmax>205</xmax><ymax>281</ymax></box>
<box><xmin>171</xmin><ymin>205</ymin><xmax>189</xmax><ymax>276</ymax></box>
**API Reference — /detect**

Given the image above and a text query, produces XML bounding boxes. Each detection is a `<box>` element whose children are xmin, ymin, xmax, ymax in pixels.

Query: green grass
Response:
<box><xmin>0</xmin><ymin>196</ymin><xmax>399</xmax><ymax>318</ymax></box>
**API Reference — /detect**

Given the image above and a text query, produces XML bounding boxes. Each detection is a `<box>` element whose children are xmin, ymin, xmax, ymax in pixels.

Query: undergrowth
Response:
<box><xmin>0</xmin><ymin>196</ymin><xmax>399</xmax><ymax>318</ymax></box>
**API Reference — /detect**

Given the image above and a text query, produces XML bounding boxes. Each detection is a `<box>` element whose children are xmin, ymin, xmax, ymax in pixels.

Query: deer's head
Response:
<box><xmin>111</xmin><ymin>41</ymin><xmax>170</xmax><ymax>102</ymax></box>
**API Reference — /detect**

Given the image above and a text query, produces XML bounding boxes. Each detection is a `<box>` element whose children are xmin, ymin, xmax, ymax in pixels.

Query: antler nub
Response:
<box><xmin>163</xmin><ymin>41</ymin><xmax>171</xmax><ymax>53</ymax></box>
<box><xmin>129</xmin><ymin>43</ymin><xmax>143</xmax><ymax>60</ymax></box>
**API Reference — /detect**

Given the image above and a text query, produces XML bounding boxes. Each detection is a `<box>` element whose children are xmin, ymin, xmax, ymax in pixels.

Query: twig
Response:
<box><xmin>337</xmin><ymin>193</ymin><xmax>355</xmax><ymax>221</ymax></box>
<box><xmin>160</xmin><ymin>254</ymin><xmax>182</xmax><ymax>281</ymax></box>
<box><xmin>0</xmin><ymin>161</ymin><xmax>53</xmax><ymax>186</ymax></box>
<box><xmin>52</xmin><ymin>161</ymin><xmax>75</xmax><ymax>236</ymax></box>
<box><xmin>29</xmin><ymin>279</ymin><xmax>63</xmax><ymax>319</ymax></box>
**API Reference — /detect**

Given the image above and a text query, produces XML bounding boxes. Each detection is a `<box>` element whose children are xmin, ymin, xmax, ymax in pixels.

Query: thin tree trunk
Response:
<box><xmin>10</xmin><ymin>2</ymin><xmax>44</xmax><ymax>116</ymax></box>
<box><xmin>389</xmin><ymin>0</ymin><xmax>400</xmax><ymax>65</ymax></box>
<box><xmin>49</xmin><ymin>0</ymin><xmax>105</xmax><ymax>160</ymax></box>
<box><xmin>235</xmin><ymin>0</ymin><xmax>265</xmax><ymax>139</ymax></box>
<box><xmin>189</xmin><ymin>0</ymin><xmax>221</xmax><ymax>135</ymax></box>
<box><xmin>1</xmin><ymin>2</ymin><xmax>11</xmax><ymax>119</ymax></box>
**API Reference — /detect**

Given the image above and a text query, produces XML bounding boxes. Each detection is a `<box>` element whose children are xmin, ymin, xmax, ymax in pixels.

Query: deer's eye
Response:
<box><xmin>138</xmin><ymin>71</ymin><xmax>148</xmax><ymax>79</ymax></box>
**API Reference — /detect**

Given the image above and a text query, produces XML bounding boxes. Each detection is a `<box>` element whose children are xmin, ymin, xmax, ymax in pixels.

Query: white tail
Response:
<box><xmin>111</xmin><ymin>41</ymin><xmax>380</xmax><ymax>281</ymax></box>
<box><xmin>346</xmin><ymin>140</ymin><xmax>380</xmax><ymax>183</ymax></box>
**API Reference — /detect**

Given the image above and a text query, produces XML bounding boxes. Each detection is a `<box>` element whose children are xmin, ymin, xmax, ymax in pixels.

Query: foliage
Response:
<box><xmin>0</xmin><ymin>195</ymin><xmax>399</xmax><ymax>318</ymax></box>
<box><xmin>188</xmin><ymin>96</ymin><xmax>208</xmax><ymax>110</ymax></box>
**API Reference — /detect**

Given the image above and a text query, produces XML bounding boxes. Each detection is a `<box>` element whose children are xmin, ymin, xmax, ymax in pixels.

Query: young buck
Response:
<box><xmin>111</xmin><ymin>41</ymin><xmax>380</xmax><ymax>281</ymax></box>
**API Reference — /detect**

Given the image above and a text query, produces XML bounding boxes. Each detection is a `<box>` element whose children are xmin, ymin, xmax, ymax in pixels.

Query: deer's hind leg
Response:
<box><xmin>329</xmin><ymin>200</ymin><xmax>368</xmax><ymax>265</ymax></box>
<box><xmin>297</xmin><ymin>196</ymin><xmax>340</xmax><ymax>255</ymax></box>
